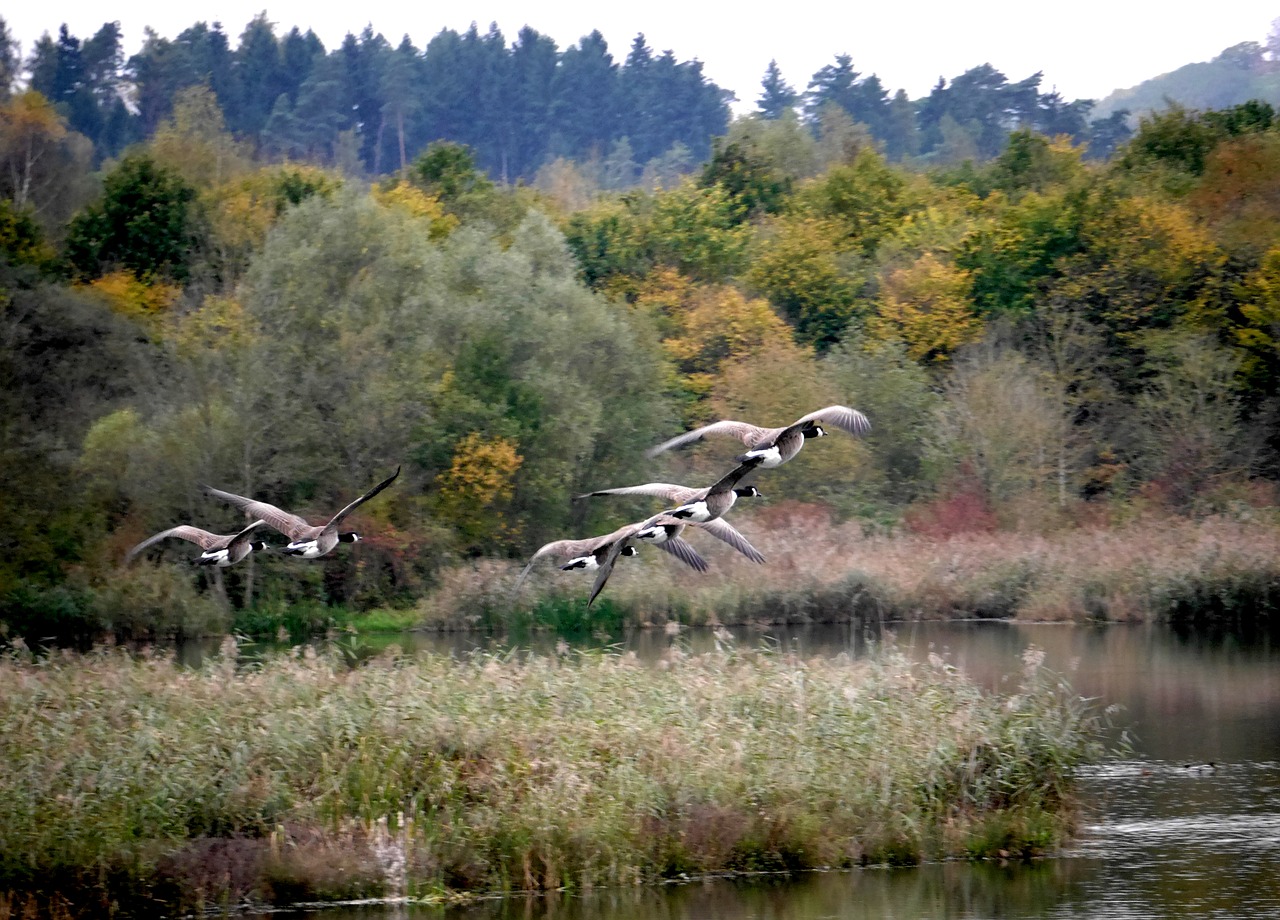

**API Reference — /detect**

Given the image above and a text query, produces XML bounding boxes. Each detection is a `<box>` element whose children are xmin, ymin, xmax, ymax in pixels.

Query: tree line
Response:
<box><xmin>2</xmin><ymin>14</ymin><xmax>1136</xmax><ymax>186</ymax></box>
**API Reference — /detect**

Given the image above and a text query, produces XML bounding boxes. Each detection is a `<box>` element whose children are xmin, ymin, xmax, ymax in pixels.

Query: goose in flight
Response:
<box><xmin>576</xmin><ymin>476</ymin><xmax>766</xmax><ymax>563</ymax></box>
<box><xmin>514</xmin><ymin>515</ymin><xmax>708</xmax><ymax>606</ymax></box>
<box><xmin>124</xmin><ymin>519</ymin><xmax>269</xmax><ymax>567</ymax></box>
<box><xmin>646</xmin><ymin>405</ymin><xmax>870</xmax><ymax>469</ymax></box>
<box><xmin>202</xmin><ymin>466</ymin><xmax>400</xmax><ymax>558</ymax></box>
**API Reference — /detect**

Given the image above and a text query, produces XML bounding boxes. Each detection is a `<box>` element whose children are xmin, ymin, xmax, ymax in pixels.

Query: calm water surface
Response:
<box><xmin>267</xmin><ymin>620</ymin><xmax>1280</xmax><ymax>920</ymax></box>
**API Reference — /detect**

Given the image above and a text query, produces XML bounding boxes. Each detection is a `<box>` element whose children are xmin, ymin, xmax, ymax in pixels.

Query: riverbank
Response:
<box><xmin>0</xmin><ymin>642</ymin><xmax>1103</xmax><ymax>916</ymax></box>
<box><xmin>413</xmin><ymin>510</ymin><xmax>1280</xmax><ymax>634</ymax></box>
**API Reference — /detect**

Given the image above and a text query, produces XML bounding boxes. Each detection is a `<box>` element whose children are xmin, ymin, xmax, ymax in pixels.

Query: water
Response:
<box><xmin>263</xmin><ymin>620</ymin><xmax>1280</xmax><ymax>919</ymax></box>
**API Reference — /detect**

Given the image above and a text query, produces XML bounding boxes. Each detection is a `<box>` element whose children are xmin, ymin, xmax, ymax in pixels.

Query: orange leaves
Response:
<box><xmin>88</xmin><ymin>271</ymin><xmax>181</xmax><ymax>331</ymax></box>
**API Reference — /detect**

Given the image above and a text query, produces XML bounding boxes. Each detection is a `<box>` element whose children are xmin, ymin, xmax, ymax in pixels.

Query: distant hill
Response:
<box><xmin>1091</xmin><ymin>42</ymin><xmax>1280</xmax><ymax>123</ymax></box>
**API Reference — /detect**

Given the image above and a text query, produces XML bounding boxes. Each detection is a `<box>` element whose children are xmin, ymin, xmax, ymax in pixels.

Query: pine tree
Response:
<box><xmin>757</xmin><ymin>59</ymin><xmax>798</xmax><ymax>120</ymax></box>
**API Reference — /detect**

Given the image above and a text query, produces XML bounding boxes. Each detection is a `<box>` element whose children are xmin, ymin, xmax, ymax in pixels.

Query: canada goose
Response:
<box><xmin>643</xmin><ymin>460</ymin><xmax>762</xmax><ymax>524</ymax></box>
<box><xmin>124</xmin><ymin>519</ymin><xmax>269</xmax><ymax>567</ymax></box>
<box><xmin>514</xmin><ymin>516</ymin><xmax>708</xmax><ymax>606</ymax></box>
<box><xmin>646</xmin><ymin>405</ymin><xmax>871</xmax><ymax>468</ymax></box>
<box><xmin>202</xmin><ymin>466</ymin><xmax>401</xmax><ymax>558</ymax></box>
<box><xmin>576</xmin><ymin>478</ymin><xmax>766</xmax><ymax>563</ymax></box>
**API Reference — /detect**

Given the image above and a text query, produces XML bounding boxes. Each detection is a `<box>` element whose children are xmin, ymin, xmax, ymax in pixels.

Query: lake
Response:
<box><xmin>260</xmin><ymin>619</ymin><xmax>1280</xmax><ymax>919</ymax></box>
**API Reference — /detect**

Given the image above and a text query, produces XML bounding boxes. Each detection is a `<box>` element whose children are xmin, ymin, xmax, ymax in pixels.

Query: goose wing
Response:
<box><xmin>512</xmin><ymin>523</ymin><xmax>636</xmax><ymax>596</ymax></box>
<box><xmin>791</xmin><ymin>405</ymin><xmax>872</xmax><ymax>436</ymax></box>
<box><xmin>321</xmin><ymin>466</ymin><xmax>402</xmax><ymax>533</ymax></box>
<box><xmin>202</xmin><ymin>485</ymin><xmax>313</xmax><ymax>540</ymax></box>
<box><xmin>125</xmin><ymin>525</ymin><xmax>224</xmax><ymax>563</ymax></box>
<box><xmin>645</xmin><ymin>420</ymin><xmax>770</xmax><ymax>457</ymax></box>
<box><xmin>695</xmin><ymin>517</ymin><xmax>766</xmax><ymax>564</ymax></box>
<box><xmin>576</xmin><ymin>482</ymin><xmax>697</xmax><ymax>502</ymax></box>
<box><xmin>705</xmin><ymin>459</ymin><xmax>763</xmax><ymax>495</ymax></box>
<box><xmin>226</xmin><ymin>519</ymin><xmax>269</xmax><ymax>550</ymax></box>
<box><xmin>655</xmin><ymin>536</ymin><xmax>709</xmax><ymax>572</ymax></box>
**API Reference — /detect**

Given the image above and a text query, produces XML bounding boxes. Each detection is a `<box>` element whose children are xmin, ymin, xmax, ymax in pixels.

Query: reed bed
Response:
<box><xmin>428</xmin><ymin>509</ymin><xmax>1280</xmax><ymax>631</ymax></box>
<box><xmin>0</xmin><ymin>641</ymin><xmax>1103</xmax><ymax>915</ymax></box>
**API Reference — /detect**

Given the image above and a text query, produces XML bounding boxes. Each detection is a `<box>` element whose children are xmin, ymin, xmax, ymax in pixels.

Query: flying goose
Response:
<box><xmin>646</xmin><ymin>405</ymin><xmax>871</xmax><ymax>469</ymax></box>
<box><xmin>202</xmin><ymin>466</ymin><xmax>401</xmax><ymax>558</ymax></box>
<box><xmin>514</xmin><ymin>515</ymin><xmax>708</xmax><ymax>605</ymax></box>
<box><xmin>576</xmin><ymin>477</ymin><xmax>766</xmax><ymax>563</ymax></box>
<box><xmin>628</xmin><ymin>460</ymin><xmax>763</xmax><ymax>525</ymax></box>
<box><xmin>124</xmin><ymin>519</ymin><xmax>269</xmax><ymax>567</ymax></box>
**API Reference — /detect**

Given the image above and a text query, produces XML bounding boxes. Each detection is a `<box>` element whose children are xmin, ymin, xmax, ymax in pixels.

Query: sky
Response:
<box><xmin>6</xmin><ymin>2</ymin><xmax>1279</xmax><ymax>113</ymax></box>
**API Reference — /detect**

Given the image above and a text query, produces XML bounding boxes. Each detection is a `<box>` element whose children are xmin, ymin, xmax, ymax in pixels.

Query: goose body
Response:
<box><xmin>514</xmin><ymin>516</ymin><xmax>708</xmax><ymax>606</ymax></box>
<box><xmin>125</xmin><ymin>519</ymin><xmax>268</xmax><ymax>567</ymax></box>
<box><xmin>579</xmin><ymin>465</ymin><xmax>767</xmax><ymax>562</ymax></box>
<box><xmin>202</xmin><ymin>467</ymin><xmax>400</xmax><ymax>559</ymax></box>
<box><xmin>647</xmin><ymin>405</ymin><xmax>870</xmax><ymax>468</ymax></box>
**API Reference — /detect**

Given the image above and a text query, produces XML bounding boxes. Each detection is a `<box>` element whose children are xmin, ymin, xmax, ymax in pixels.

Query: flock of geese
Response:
<box><xmin>126</xmin><ymin>406</ymin><xmax>872</xmax><ymax>607</ymax></box>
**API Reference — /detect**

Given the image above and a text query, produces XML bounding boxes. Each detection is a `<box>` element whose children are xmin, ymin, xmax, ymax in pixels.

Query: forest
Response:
<box><xmin>3</xmin><ymin>13</ymin><xmax>1280</xmax><ymax>641</ymax></box>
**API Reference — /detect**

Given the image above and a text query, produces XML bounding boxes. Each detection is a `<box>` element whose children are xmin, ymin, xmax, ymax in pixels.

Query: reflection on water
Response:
<box><xmin>237</xmin><ymin>620</ymin><xmax>1280</xmax><ymax>920</ymax></box>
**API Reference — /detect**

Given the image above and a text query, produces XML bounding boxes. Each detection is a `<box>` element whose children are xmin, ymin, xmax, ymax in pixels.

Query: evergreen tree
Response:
<box><xmin>805</xmin><ymin>55</ymin><xmax>890</xmax><ymax>139</ymax></box>
<box><xmin>882</xmin><ymin>89</ymin><xmax>919</xmax><ymax>160</ymax></box>
<box><xmin>231</xmin><ymin>14</ymin><xmax>286</xmax><ymax>140</ymax></box>
<box><xmin>1086</xmin><ymin>110</ymin><xmax>1132</xmax><ymax>160</ymax></box>
<box><xmin>379</xmin><ymin>36</ymin><xmax>422</xmax><ymax>173</ymax></box>
<box><xmin>757</xmin><ymin>59</ymin><xmax>798</xmax><ymax>120</ymax></box>
<box><xmin>128</xmin><ymin>28</ymin><xmax>199</xmax><ymax>134</ymax></box>
<box><xmin>0</xmin><ymin>17</ymin><xmax>17</xmax><ymax>100</ymax></box>
<box><xmin>178</xmin><ymin>21</ymin><xmax>236</xmax><ymax>108</ymax></box>
<box><xmin>506</xmin><ymin>26</ymin><xmax>557</xmax><ymax>179</ymax></box>
<box><xmin>548</xmin><ymin>30</ymin><xmax>619</xmax><ymax>160</ymax></box>
<box><xmin>340</xmin><ymin>27</ymin><xmax>392</xmax><ymax>172</ymax></box>
<box><xmin>420</xmin><ymin>28</ymin><xmax>471</xmax><ymax>149</ymax></box>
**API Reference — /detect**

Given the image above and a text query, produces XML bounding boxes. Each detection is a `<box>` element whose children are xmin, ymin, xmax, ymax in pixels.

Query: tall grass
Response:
<box><xmin>427</xmin><ymin>509</ymin><xmax>1280</xmax><ymax>631</ymax></box>
<box><xmin>0</xmin><ymin>641</ymin><xmax>1105</xmax><ymax>914</ymax></box>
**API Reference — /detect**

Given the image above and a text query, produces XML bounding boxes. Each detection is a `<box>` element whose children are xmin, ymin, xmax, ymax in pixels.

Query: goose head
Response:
<box><xmin>734</xmin><ymin>486</ymin><xmax>763</xmax><ymax>499</ymax></box>
<box><xmin>804</xmin><ymin>425</ymin><xmax>827</xmax><ymax>439</ymax></box>
<box><xmin>339</xmin><ymin>532</ymin><xmax>361</xmax><ymax>544</ymax></box>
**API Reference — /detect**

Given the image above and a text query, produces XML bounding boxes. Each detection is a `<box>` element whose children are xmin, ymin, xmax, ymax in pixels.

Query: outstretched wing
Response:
<box><xmin>655</xmin><ymin>536</ymin><xmax>709</xmax><ymax>572</ymax></box>
<box><xmin>202</xmin><ymin>485</ymin><xmax>312</xmax><ymax>540</ymax></box>
<box><xmin>706</xmin><ymin>459</ymin><xmax>763</xmax><ymax>495</ymax></box>
<box><xmin>323</xmin><ymin>466</ymin><xmax>402</xmax><ymax>533</ymax></box>
<box><xmin>645</xmin><ymin>420</ymin><xmax>768</xmax><ymax>457</ymax></box>
<box><xmin>125</xmin><ymin>525</ymin><xmax>222</xmax><ymax>563</ymax></box>
<box><xmin>587</xmin><ymin>539</ymin><xmax>628</xmax><ymax>608</ymax></box>
<box><xmin>576</xmin><ymin>482</ymin><xmax>694</xmax><ymax>502</ymax></box>
<box><xmin>511</xmin><ymin>526</ymin><xmax>630</xmax><ymax>597</ymax></box>
<box><xmin>792</xmin><ymin>405</ymin><xmax>872</xmax><ymax>436</ymax></box>
<box><xmin>695</xmin><ymin>517</ymin><xmax>766</xmax><ymax>564</ymax></box>
<box><xmin>226</xmin><ymin>519</ymin><xmax>269</xmax><ymax>551</ymax></box>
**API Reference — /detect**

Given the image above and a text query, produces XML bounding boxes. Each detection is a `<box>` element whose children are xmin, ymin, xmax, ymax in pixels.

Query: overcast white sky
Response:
<box><xmin>6</xmin><ymin>2</ymin><xmax>1278</xmax><ymax>112</ymax></box>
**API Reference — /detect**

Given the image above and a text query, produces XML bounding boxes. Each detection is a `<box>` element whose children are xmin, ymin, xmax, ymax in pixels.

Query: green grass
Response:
<box><xmin>0</xmin><ymin>641</ymin><xmax>1107</xmax><ymax>914</ymax></box>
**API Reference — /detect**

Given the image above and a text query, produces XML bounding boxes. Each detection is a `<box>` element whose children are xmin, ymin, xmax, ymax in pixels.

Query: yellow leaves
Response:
<box><xmin>1232</xmin><ymin>246</ymin><xmax>1280</xmax><ymax>383</ymax></box>
<box><xmin>0</xmin><ymin>90</ymin><xmax>67</xmax><ymax>141</ymax></box>
<box><xmin>165</xmin><ymin>295</ymin><xmax>258</xmax><ymax>357</ymax></box>
<box><xmin>868</xmin><ymin>253</ymin><xmax>982</xmax><ymax>363</ymax></box>
<box><xmin>88</xmin><ymin>271</ymin><xmax>180</xmax><ymax>330</ymax></box>
<box><xmin>370</xmin><ymin>181</ymin><xmax>459</xmax><ymax>239</ymax></box>
<box><xmin>434</xmin><ymin>433</ymin><xmax>525</xmax><ymax>551</ymax></box>
<box><xmin>746</xmin><ymin>215</ymin><xmax>861</xmax><ymax>346</ymax></box>
<box><xmin>636</xmin><ymin>268</ymin><xmax>794</xmax><ymax>382</ymax></box>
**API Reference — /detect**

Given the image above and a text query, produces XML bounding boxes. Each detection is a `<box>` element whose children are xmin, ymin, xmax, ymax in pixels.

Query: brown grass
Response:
<box><xmin>425</xmin><ymin>506</ymin><xmax>1280</xmax><ymax>629</ymax></box>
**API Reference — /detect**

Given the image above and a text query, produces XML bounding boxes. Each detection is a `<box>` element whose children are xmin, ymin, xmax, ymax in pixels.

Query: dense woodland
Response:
<box><xmin>1</xmin><ymin>14</ymin><xmax>1143</xmax><ymax>180</ymax></box>
<box><xmin>3</xmin><ymin>13</ymin><xmax>1280</xmax><ymax>638</ymax></box>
